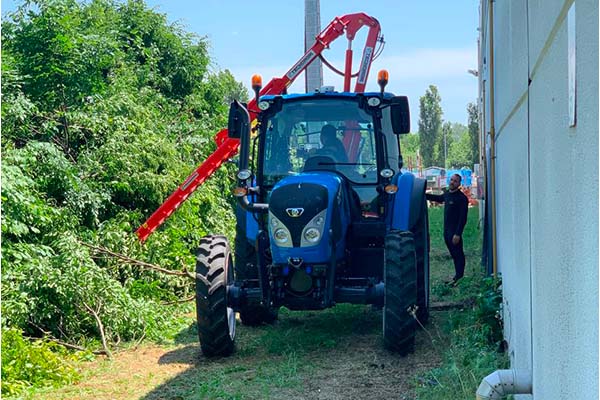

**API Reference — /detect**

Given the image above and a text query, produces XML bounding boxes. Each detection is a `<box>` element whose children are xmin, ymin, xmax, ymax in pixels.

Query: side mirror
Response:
<box><xmin>390</xmin><ymin>96</ymin><xmax>410</xmax><ymax>134</ymax></box>
<box><xmin>227</xmin><ymin>101</ymin><xmax>250</xmax><ymax>139</ymax></box>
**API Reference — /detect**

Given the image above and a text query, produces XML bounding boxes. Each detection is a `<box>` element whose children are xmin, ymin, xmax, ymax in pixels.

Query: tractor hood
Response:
<box><xmin>267</xmin><ymin>172</ymin><xmax>349</xmax><ymax>265</ymax></box>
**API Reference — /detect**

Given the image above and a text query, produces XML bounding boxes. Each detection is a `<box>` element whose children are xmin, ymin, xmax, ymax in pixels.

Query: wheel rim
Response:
<box><xmin>227</xmin><ymin>307</ymin><xmax>236</xmax><ymax>339</ymax></box>
<box><xmin>226</xmin><ymin>253</ymin><xmax>236</xmax><ymax>340</ymax></box>
<box><xmin>424</xmin><ymin>213</ymin><xmax>430</xmax><ymax>310</ymax></box>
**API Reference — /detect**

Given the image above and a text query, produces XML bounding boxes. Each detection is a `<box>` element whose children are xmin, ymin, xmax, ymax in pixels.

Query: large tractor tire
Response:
<box><xmin>195</xmin><ymin>235</ymin><xmax>236</xmax><ymax>357</ymax></box>
<box><xmin>383</xmin><ymin>230</ymin><xmax>417</xmax><ymax>355</ymax></box>
<box><xmin>413</xmin><ymin>200</ymin><xmax>430</xmax><ymax>325</ymax></box>
<box><xmin>234</xmin><ymin>207</ymin><xmax>278</xmax><ymax>326</ymax></box>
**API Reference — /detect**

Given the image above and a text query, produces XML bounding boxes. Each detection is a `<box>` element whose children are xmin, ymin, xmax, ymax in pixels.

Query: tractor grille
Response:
<box><xmin>269</xmin><ymin>183</ymin><xmax>328</xmax><ymax>247</ymax></box>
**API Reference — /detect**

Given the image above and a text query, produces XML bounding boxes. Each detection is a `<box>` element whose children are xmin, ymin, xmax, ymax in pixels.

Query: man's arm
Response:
<box><xmin>425</xmin><ymin>192</ymin><xmax>445</xmax><ymax>203</ymax></box>
<box><xmin>454</xmin><ymin>193</ymin><xmax>469</xmax><ymax>236</ymax></box>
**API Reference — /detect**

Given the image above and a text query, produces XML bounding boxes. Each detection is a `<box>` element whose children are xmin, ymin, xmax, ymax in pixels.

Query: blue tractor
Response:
<box><xmin>195</xmin><ymin>75</ymin><xmax>430</xmax><ymax>357</ymax></box>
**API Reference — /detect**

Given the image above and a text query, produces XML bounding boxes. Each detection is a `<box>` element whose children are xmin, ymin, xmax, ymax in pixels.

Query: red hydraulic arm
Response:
<box><xmin>136</xmin><ymin>13</ymin><xmax>382</xmax><ymax>242</ymax></box>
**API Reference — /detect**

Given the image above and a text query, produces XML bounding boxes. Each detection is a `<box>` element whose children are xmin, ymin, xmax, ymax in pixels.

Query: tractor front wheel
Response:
<box><xmin>383</xmin><ymin>230</ymin><xmax>417</xmax><ymax>355</ymax></box>
<box><xmin>195</xmin><ymin>235</ymin><xmax>236</xmax><ymax>357</ymax></box>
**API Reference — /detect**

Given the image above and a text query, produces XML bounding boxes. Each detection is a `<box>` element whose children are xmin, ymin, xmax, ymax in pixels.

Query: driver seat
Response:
<box><xmin>303</xmin><ymin>155</ymin><xmax>337</xmax><ymax>172</ymax></box>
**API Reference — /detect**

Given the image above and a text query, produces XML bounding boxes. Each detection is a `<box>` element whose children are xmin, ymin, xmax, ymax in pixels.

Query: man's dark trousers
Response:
<box><xmin>444</xmin><ymin>232</ymin><xmax>465</xmax><ymax>280</ymax></box>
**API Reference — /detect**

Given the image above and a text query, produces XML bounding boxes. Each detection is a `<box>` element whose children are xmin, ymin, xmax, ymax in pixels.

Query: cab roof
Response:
<box><xmin>260</xmin><ymin>91</ymin><xmax>397</xmax><ymax>101</ymax></box>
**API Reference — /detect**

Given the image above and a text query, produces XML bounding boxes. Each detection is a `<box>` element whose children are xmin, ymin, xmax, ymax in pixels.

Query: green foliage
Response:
<box><xmin>417</xmin><ymin>218</ymin><xmax>506</xmax><ymax>400</ymax></box>
<box><xmin>1</xmin><ymin>328</ymin><xmax>80</xmax><ymax>395</ymax></box>
<box><xmin>433</xmin><ymin>121</ymin><xmax>453</xmax><ymax>167</ymax></box>
<box><xmin>399</xmin><ymin>132</ymin><xmax>420</xmax><ymax>168</ymax></box>
<box><xmin>415</xmin><ymin>276</ymin><xmax>507</xmax><ymax>400</ymax></box>
<box><xmin>446</xmin><ymin>130</ymin><xmax>472</xmax><ymax>169</ymax></box>
<box><xmin>474</xmin><ymin>277</ymin><xmax>504</xmax><ymax>345</ymax></box>
<box><xmin>2</xmin><ymin>0</ymin><xmax>244</xmax><ymax>392</ymax></box>
<box><xmin>418</xmin><ymin>85</ymin><xmax>443</xmax><ymax>167</ymax></box>
<box><xmin>3</xmin><ymin>0</ymin><xmax>120</xmax><ymax>110</ymax></box>
<box><xmin>467</xmin><ymin>102</ymin><xmax>480</xmax><ymax>165</ymax></box>
<box><xmin>415</xmin><ymin>85</ymin><xmax>476</xmax><ymax>170</ymax></box>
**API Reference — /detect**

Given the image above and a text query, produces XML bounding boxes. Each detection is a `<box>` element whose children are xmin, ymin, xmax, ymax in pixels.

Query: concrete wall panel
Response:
<box><xmin>528</xmin><ymin>0</ymin><xmax>571</xmax><ymax>72</ymax></box>
<box><xmin>494</xmin><ymin>103</ymin><xmax>532</xmax><ymax>377</ymax></box>
<box><xmin>528</xmin><ymin>2</ymin><xmax>598</xmax><ymax>396</ymax></box>
<box><xmin>493</xmin><ymin>0</ymin><xmax>529</xmax><ymax>129</ymax></box>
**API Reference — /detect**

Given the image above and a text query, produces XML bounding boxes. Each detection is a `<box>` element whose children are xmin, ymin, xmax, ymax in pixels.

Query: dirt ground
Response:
<box><xmin>36</xmin><ymin>308</ymin><xmax>449</xmax><ymax>400</ymax></box>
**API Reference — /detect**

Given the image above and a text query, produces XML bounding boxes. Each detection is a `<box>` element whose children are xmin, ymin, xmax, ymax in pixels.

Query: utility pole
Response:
<box><xmin>304</xmin><ymin>0</ymin><xmax>323</xmax><ymax>93</ymax></box>
<box><xmin>443</xmin><ymin>128</ymin><xmax>447</xmax><ymax>168</ymax></box>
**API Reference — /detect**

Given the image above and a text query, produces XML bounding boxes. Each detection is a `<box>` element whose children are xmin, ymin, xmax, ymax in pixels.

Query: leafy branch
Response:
<box><xmin>80</xmin><ymin>241</ymin><xmax>198</xmax><ymax>281</ymax></box>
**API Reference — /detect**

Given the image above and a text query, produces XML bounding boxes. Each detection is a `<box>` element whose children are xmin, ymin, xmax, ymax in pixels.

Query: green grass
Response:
<box><xmin>428</xmin><ymin>206</ymin><xmax>486</xmax><ymax>303</ymax></box>
<box><xmin>142</xmin><ymin>304</ymin><xmax>382</xmax><ymax>399</ymax></box>
<box><xmin>15</xmin><ymin>205</ymin><xmax>508</xmax><ymax>400</ymax></box>
<box><xmin>416</xmin><ymin>205</ymin><xmax>509</xmax><ymax>400</ymax></box>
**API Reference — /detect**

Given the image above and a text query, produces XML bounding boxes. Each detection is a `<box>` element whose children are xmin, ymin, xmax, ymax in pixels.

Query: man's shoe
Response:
<box><xmin>446</xmin><ymin>277</ymin><xmax>462</xmax><ymax>287</ymax></box>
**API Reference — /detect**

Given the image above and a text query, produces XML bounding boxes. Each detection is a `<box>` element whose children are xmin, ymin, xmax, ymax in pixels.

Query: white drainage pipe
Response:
<box><xmin>476</xmin><ymin>369</ymin><xmax>532</xmax><ymax>399</ymax></box>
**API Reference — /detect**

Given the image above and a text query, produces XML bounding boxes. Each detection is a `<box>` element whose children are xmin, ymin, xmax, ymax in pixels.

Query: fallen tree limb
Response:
<box><xmin>83</xmin><ymin>302</ymin><xmax>112</xmax><ymax>359</ymax></box>
<box><xmin>81</xmin><ymin>241</ymin><xmax>196</xmax><ymax>281</ymax></box>
<box><xmin>133</xmin><ymin>329</ymin><xmax>146</xmax><ymax>351</ymax></box>
<box><xmin>430</xmin><ymin>298</ymin><xmax>475</xmax><ymax>311</ymax></box>
<box><xmin>28</xmin><ymin>322</ymin><xmax>109</xmax><ymax>356</ymax></box>
<box><xmin>50</xmin><ymin>338</ymin><xmax>109</xmax><ymax>356</ymax></box>
<box><xmin>161</xmin><ymin>295</ymin><xmax>195</xmax><ymax>305</ymax></box>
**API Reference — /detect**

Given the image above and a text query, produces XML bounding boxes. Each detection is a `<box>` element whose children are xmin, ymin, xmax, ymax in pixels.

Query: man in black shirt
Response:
<box><xmin>316</xmin><ymin>124</ymin><xmax>348</xmax><ymax>163</ymax></box>
<box><xmin>426</xmin><ymin>174</ymin><xmax>469</xmax><ymax>284</ymax></box>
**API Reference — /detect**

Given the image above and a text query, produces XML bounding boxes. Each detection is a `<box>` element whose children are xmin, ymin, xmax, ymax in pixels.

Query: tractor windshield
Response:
<box><xmin>261</xmin><ymin>97</ymin><xmax>381</xmax><ymax>187</ymax></box>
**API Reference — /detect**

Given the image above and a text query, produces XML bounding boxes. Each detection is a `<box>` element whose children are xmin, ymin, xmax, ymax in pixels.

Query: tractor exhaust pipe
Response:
<box><xmin>229</xmin><ymin>82</ymin><xmax>269</xmax><ymax>214</ymax></box>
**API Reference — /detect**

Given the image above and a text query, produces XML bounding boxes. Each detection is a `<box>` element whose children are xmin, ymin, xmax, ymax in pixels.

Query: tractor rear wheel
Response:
<box><xmin>383</xmin><ymin>230</ymin><xmax>417</xmax><ymax>355</ymax></box>
<box><xmin>195</xmin><ymin>235</ymin><xmax>235</xmax><ymax>357</ymax></box>
<box><xmin>234</xmin><ymin>207</ymin><xmax>278</xmax><ymax>326</ymax></box>
<box><xmin>413</xmin><ymin>200</ymin><xmax>430</xmax><ymax>325</ymax></box>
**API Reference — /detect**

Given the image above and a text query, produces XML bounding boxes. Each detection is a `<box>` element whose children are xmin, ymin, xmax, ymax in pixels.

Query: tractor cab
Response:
<box><xmin>258</xmin><ymin>91</ymin><xmax>401</xmax><ymax>214</ymax></box>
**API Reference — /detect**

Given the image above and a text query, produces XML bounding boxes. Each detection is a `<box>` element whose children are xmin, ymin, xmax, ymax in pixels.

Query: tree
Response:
<box><xmin>418</xmin><ymin>85</ymin><xmax>442</xmax><ymax>167</ymax></box>
<box><xmin>467</xmin><ymin>102</ymin><xmax>480</xmax><ymax>165</ymax></box>
<box><xmin>1</xmin><ymin>1</ymin><xmax>243</xmax><ymax>385</ymax></box>
<box><xmin>446</xmin><ymin>131</ymin><xmax>472</xmax><ymax>168</ymax></box>
<box><xmin>399</xmin><ymin>133</ymin><xmax>420</xmax><ymax>169</ymax></box>
<box><xmin>434</xmin><ymin>121</ymin><xmax>454</xmax><ymax>167</ymax></box>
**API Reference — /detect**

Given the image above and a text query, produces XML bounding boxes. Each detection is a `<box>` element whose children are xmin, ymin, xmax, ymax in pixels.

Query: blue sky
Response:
<box><xmin>2</xmin><ymin>0</ymin><xmax>480</xmax><ymax>128</ymax></box>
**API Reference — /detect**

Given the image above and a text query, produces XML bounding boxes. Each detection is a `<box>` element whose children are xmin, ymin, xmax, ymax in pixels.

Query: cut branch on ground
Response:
<box><xmin>82</xmin><ymin>301</ymin><xmax>112</xmax><ymax>359</ymax></box>
<box><xmin>80</xmin><ymin>241</ymin><xmax>196</xmax><ymax>280</ymax></box>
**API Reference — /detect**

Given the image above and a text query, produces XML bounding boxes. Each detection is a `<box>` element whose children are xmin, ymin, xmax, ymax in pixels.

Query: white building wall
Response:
<box><xmin>528</xmin><ymin>0</ymin><xmax>598</xmax><ymax>397</ymax></box>
<box><xmin>495</xmin><ymin>105</ymin><xmax>532</xmax><ymax>386</ymax></box>
<box><xmin>492</xmin><ymin>1</ymin><xmax>533</xmax><ymax>390</ymax></box>
<box><xmin>480</xmin><ymin>0</ymin><xmax>598</xmax><ymax>398</ymax></box>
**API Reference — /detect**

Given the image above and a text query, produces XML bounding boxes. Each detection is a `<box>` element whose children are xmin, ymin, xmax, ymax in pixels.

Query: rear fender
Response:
<box><xmin>388</xmin><ymin>173</ymin><xmax>426</xmax><ymax>231</ymax></box>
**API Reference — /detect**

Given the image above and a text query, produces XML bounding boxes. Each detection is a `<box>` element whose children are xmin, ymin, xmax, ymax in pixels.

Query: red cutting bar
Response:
<box><xmin>136</xmin><ymin>129</ymin><xmax>239</xmax><ymax>242</ymax></box>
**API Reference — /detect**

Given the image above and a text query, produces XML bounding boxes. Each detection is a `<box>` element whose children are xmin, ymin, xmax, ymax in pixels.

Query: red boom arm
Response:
<box><xmin>136</xmin><ymin>13</ymin><xmax>381</xmax><ymax>242</ymax></box>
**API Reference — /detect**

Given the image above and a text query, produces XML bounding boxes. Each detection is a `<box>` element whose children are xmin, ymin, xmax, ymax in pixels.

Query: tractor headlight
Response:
<box><xmin>237</xmin><ymin>169</ymin><xmax>252</xmax><ymax>180</ymax></box>
<box><xmin>380</xmin><ymin>168</ymin><xmax>394</xmax><ymax>179</ymax></box>
<box><xmin>268</xmin><ymin>212</ymin><xmax>292</xmax><ymax>248</ymax></box>
<box><xmin>303</xmin><ymin>227</ymin><xmax>321</xmax><ymax>243</ymax></box>
<box><xmin>300</xmin><ymin>209</ymin><xmax>327</xmax><ymax>247</ymax></box>
<box><xmin>274</xmin><ymin>228</ymin><xmax>290</xmax><ymax>244</ymax></box>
